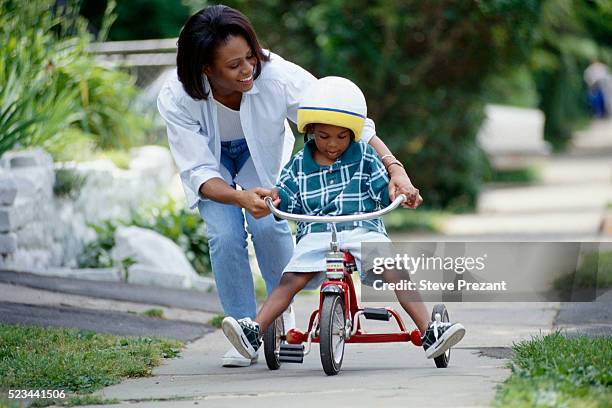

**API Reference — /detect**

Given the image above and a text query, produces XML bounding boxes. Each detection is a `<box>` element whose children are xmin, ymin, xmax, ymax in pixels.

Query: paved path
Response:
<box><xmin>88</xmin><ymin>296</ymin><xmax>559</xmax><ymax>408</ymax></box>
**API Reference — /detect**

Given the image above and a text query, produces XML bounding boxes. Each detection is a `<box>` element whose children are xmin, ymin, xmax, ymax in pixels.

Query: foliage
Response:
<box><xmin>80</xmin><ymin>0</ymin><xmax>191</xmax><ymax>41</ymax></box>
<box><xmin>483</xmin><ymin>166</ymin><xmax>540</xmax><ymax>184</ymax></box>
<box><xmin>0</xmin><ymin>323</ymin><xmax>181</xmax><ymax>407</ymax></box>
<box><xmin>53</xmin><ymin>167</ymin><xmax>89</xmax><ymax>199</ymax></box>
<box><xmin>130</xmin><ymin>199</ymin><xmax>211</xmax><ymax>277</ymax></box>
<box><xmin>383</xmin><ymin>210</ymin><xmax>445</xmax><ymax>232</ymax></box>
<box><xmin>141</xmin><ymin>308</ymin><xmax>164</xmax><ymax>319</ymax></box>
<box><xmin>528</xmin><ymin>0</ymin><xmax>612</xmax><ymax>150</ymax></box>
<box><xmin>78</xmin><ymin>220</ymin><xmax>118</xmax><ymax>269</ymax></box>
<box><xmin>0</xmin><ymin>0</ymin><xmax>151</xmax><ymax>158</ymax></box>
<box><xmin>78</xmin><ymin>199</ymin><xmax>211</xmax><ymax>277</ymax></box>
<box><xmin>208</xmin><ymin>314</ymin><xmax>224</xmax><ymax>329</ymax></box>
<box><xmin>191</xmin><ymin>0</ymin><xmax>541</xmax><ymax>209</ymax></box>
<box><xmin>494</xmin><ymin>331</ymin><xmax>612</xmax><ymax>407</ymax></box>
<box><xmin>554</xmin><ymin>250</ymin><xmax>612</xmax><ymax>297</ymax></box>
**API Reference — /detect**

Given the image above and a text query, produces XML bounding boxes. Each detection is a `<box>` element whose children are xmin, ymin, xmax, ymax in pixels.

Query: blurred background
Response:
<box><xmin>1</xmin><ymin>0</ymin><xmax>611</xmax><ymax>285</ymax></box>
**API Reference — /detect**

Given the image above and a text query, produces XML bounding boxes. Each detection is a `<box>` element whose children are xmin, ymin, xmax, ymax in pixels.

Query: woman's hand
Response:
<box><xmin>388</xmin><ymin>167</ymin><xmax>423</xmax><ymax>209</ymax></box>
<box><xmin>237</xmin><ymin>187</ymin><xmax>274</xmax><ymax>218</ymax></box>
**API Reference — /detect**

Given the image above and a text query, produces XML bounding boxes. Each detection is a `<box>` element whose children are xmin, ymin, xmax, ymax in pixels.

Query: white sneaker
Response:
<box><xmin>282</xmin><ymin>305</ymin><xmax>296</xmax><ymax>330</ymax></box>
<box><xmin>221</xmin><ymin>346</ymin><xmax>258</xmax><ymax>367</ymax></box>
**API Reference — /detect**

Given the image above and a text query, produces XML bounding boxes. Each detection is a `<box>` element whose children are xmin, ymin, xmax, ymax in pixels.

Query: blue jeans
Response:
<box><xmin>198</xmin><ymin>139</ymin><xmax>294</xmax><ymax>319</ymax></box>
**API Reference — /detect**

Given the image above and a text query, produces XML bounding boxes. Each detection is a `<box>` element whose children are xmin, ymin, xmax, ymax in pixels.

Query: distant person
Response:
<box><xmin>584</xmin><ymin>59</ymin><xmax>612</xmax><ymax>118</ymax></box>
<box><xmin>157</xmin><ymin>5</ymin><xmax>421</xmax><ymax>368</ymax></box>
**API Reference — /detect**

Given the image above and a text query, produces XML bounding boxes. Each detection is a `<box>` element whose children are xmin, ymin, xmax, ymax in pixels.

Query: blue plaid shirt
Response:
<box><xmin>275</xmin><ymin>139</ymin><xmax>390</xmax><ymax>242</ymax></box>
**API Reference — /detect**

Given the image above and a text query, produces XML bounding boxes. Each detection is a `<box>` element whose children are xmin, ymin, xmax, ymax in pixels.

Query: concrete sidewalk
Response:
<box><xmin>83</xmin><ymin>296</ymin><xmax>559</xmax><ymax>408</ymax></box>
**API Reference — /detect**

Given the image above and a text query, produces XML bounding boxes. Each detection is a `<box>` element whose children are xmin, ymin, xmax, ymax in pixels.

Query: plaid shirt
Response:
<box><xmin>275</xmin><ymin>139</ymin><xmax>390</xmax><ymax>242</ymax></box>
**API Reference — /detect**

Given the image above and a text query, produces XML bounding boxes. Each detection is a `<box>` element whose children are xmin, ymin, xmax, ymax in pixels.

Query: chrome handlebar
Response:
<box><xmin>264</xmin><ymin>194</ymin><xmax>407</xmax><ymax>223</ymax></box>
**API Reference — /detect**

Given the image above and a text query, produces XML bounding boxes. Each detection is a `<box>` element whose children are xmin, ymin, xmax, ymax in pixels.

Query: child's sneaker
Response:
<box><xmin>421</xmin><ymin>318</ymin><xmax>465</xmax><ymax>359</ymax></box>
<box><xmin>222</xmin><ymin>317</ymin><xmax>261</xmax><ymax>359</ymax></box>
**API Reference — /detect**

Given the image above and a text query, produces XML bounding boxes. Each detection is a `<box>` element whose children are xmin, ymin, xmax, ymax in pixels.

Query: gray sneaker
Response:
<box><xmin>222</xmin><ymin>317</ymin><xmax>261</xmax><ymax>359</ymax></box>
<box><xmin>421</xmin><ymin>319</ymin><xmax>465</xmax><ymax>359</ymax></box>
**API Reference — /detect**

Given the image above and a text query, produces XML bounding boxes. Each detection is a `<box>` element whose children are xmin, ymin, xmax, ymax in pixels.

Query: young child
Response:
<box><xmin>222</xmin><ymin>76</ymin><xmax>465</xmax><ymax>361</ymax></box>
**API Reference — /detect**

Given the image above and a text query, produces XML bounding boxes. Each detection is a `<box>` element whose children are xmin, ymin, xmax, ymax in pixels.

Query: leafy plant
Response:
<box><xmin>0</xmin><ymin>0</ymin><xmax>152</xmax><ymax>158</ymax></box>
<box><xmin>78</xmin><ymin>199</ymin><xmax>211</xmax><ymax>277</ymax></box>
<box><xmin>53</xmin><ymin>167</ymin><xmax>89</xmax><ymax>199</ymax></box>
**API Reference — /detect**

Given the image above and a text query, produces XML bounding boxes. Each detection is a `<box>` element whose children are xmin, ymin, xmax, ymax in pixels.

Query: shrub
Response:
<box><xmin>207</xmin><ymin>0</ymin><xmax>541</xmax><ymax>209</ymax></box>
<box><xmin>0</xmin><ymin>0</ymin><xmax>152</xmax><ymax>158</ymax></box>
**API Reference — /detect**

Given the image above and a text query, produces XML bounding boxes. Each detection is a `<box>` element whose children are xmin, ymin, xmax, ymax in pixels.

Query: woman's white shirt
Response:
<box><xmin>157</xmin><ymin>52</ymin><xmax>376</xmax><ymax>208</ymax></box>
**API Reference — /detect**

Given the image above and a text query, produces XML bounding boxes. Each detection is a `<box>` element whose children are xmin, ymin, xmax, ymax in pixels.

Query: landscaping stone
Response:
<box><xmin>113</xmin><ymin>226</ymin><xmax>201</xmax><ymax>289</ymax></box>
<box><xmin>0</xmin><ymin>197</ymin><xmax>37</xmax><ymax>232</ymax></box>
<box><xmin>0</xmin><ymin>232</ymin><xmax>17</xmax><ymax>254</ymax></box>
<box><xmin>0</xmin><ymin>174</ymin><xmax>17</xmax><ymax>205</ymax></box>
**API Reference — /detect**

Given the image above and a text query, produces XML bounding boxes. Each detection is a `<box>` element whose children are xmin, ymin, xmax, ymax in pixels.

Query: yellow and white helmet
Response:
<box><xmin>297</xmin><ymin>76</ymin><xmax>367</xmax><ymax>141</ymax></box>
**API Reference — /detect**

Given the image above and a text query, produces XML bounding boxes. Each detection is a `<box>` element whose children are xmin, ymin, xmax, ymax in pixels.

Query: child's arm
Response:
<box><xmin>365</xmin><ymin>144</ymin><xmax>392</xmax><ymax>207</ymax></box>
<box><xmin>274</xmin><ymin>157</ymin><xmax>304</xmax><ymax>214</ymax></box>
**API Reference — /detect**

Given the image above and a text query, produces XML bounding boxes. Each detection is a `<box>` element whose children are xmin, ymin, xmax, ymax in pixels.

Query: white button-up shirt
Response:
<box><xmin>157</xmin><ymin>52</ymin><xmax>376</xmax><ymax>208</ymax></box>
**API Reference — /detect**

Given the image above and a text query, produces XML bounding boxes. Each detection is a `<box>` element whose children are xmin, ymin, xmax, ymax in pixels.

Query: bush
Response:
<box><xmin>0</xmin><ymin>0</ymin><xmax>152</xmax><ymax>158</ymax></box>
<box><xmin>205</xmin><ymin>0</ymin><xmax>541</xmax><ymax>209</ymax></box>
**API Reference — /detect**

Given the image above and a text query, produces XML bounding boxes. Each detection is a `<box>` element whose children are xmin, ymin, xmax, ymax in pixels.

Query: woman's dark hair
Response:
<box><xmin>177</xmin><ymin>5</ymin><xmax>269</xmax><ymax>100</ymax></box>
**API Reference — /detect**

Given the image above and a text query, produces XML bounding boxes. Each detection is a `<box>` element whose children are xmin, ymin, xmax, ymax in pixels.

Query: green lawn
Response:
<box><xmin>495</xmin><ymin>332</ymin><xmax>612</xmax><ymax>407</ymax></box>
<box><xmin>0</xmin><ymin>324</ymin><xmax>183</xmax><ymax>407</ymax></box>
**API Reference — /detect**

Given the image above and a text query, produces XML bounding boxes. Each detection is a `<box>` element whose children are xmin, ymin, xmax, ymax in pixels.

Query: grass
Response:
<box><xmin>485</xmin><ymin>167</ymin><xmax>540</xmax><ymax>184</ymax></box>
<box><xmin>209</xmin><ymin>314</ymin><xmax>225</xmax><ymax>329</ymax></box>
<box><xmin>141</xmin><ymin>308</ymin><xmax>164</xmax><ymax>319</ymax></box>
<box><xmin>0</xmin><ymin>324</ymin><xmax>182</xmax><ymax>407</ymax></box>
<box><xmin>383</xmin><ymin>209</ymin><xmax>445</xmax><ymax>232</ymax></box>
<box><xmin>494</xmin><ymin>332</ymin><xmax>612</xmax><ymax>407</ymax></box>
<box><xmin>554</xmin><ymin>250</ymin><xmax>612</xmax><ymax>298</ymax></box>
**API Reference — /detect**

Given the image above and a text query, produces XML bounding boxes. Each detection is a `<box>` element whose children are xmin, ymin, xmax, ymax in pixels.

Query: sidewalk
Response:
<box><xmin>88</xmin><ymin>296</ymin><xmax>559</xmax><ymax>408</ymax></box>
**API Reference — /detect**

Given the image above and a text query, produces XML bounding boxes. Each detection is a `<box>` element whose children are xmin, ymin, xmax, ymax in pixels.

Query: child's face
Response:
<box><xmin>311</xmin><ymin>123</ymin><xmax>352</xmax><ymax>162</ymax></box>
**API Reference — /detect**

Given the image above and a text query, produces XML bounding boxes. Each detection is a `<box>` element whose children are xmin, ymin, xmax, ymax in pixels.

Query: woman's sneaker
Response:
<box><xmin>421</xmin><ymin>318</ymin><xmax>466</xmax><ymax>359</ymax></box>
<box><xmin>222</xmin><ymin>317</ymin><xmax>261</xmax><ymax>359</ymax></box>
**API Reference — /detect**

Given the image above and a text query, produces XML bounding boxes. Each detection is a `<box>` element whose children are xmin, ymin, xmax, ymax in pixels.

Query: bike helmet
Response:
<box><xmin>297</xmin><ymin>76</ymin><xmax>367</xmax><ymax>141</ymax></box>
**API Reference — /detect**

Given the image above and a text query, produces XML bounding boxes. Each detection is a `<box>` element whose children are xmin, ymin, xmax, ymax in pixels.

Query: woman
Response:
<box><xmin>157</xmin><ymin>5</ymin><xmax>422</xmax><ymax>367</ymax></box>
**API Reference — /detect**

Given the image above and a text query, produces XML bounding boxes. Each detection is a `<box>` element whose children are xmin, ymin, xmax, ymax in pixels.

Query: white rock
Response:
<box><xmin>129</xmin><ymin>145</ymin><xmax>176</xmax><ymax>185</ymax></box>
<box><xmin>0</xmin><ymin>174</ymin><xmax>17</xmax><ymax>205</ymax></box>
<box><xmin>113</xmin><ymin>226</ymin><xmax>200</xmax><ymax>289</ymax></box>
<box><xmin>0</xmin><ymin>232</ymin><xmax>17</xmax><ymax>254</ymax></box>
<box><xmin>0</xmin><ymin>149</ymin><xmax>54</xmax><ymax>199</ymax></box>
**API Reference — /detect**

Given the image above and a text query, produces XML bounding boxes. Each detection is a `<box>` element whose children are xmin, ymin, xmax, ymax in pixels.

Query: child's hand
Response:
<box><xmin>270</xmin><ymin>188</ymin><xmax>281</xmax><ymax>208</ymax></box>
<box><xmin>388</xmin><ymin>173</ymin><xmax>422</xmax><ymax>209</ymax></box>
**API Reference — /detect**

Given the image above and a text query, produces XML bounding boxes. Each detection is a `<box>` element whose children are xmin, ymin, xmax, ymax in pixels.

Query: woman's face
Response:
<box><xmin>312</xmin><ymin>123</ymin><xmax>352</xmax><ymax>162</ymax></box>
<box><xmin>204</xmin><ymin>35</ymin><xmax>257</xmax><ymax>96</ymax></box>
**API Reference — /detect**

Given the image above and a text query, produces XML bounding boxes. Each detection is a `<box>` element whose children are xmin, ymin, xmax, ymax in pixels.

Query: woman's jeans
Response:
<box><xmin>197</xmin><ymin>139</ymin><xmax>294</xmax><ymax>319</ymax></box>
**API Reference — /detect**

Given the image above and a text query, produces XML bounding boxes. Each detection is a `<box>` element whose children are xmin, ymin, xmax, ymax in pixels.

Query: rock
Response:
<box><xmin>0</xmin><ymin>197</ymin><xmax>37</xmax><ymax>233</ymax></box>
<box><xmin>0</xmin><ymin>149</ymin><xmax>54</xmax><ymax>199</ymax></box>
<box><xmin>0</xmin><ymin>174</ymin><xmax>17</xmax><ymax>205</ymax></box>
<box><xmin>113</xmin><ymin>226</ymin><xmax>201</xmax><ymax>289</ymax></box>
<box><xmin>129</xmin><ymin>145</ymin><xmax>176</xmax><ymax>185</ymax></box>
<box><xmin>0</xmin><ymin>232</ymin><xmax>17</xmax><ymax>254</ymax></box>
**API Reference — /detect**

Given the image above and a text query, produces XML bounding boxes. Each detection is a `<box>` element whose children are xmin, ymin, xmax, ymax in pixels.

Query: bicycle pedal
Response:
<box><xmin>278</xmin><ymin>343</ymin><xmax>304</xmax><ymax>363</ymax></box>
<box><xmin>363</xmin><ymin>307</ymin><xmax>391</xmax><ymax>321</ymax></box>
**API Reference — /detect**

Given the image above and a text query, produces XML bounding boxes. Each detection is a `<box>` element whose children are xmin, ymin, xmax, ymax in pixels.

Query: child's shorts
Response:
<box><xmin>282</xmin><ymin>227</ymin><xmax>392</xmax><ymax>290</ymax></box>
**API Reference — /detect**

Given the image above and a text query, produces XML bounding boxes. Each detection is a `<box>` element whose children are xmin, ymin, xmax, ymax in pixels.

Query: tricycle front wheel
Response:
<box><xmin>319</xmin><ymin>294</ymin><xmax>346</xmax><ymax>376</ymax></box>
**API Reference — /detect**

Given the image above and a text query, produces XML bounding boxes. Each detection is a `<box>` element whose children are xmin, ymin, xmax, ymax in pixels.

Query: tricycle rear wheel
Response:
<box><xmin>263</xmin><ymin>315</ymin><xmax>285</xmax><ymax>370</ymax></box>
